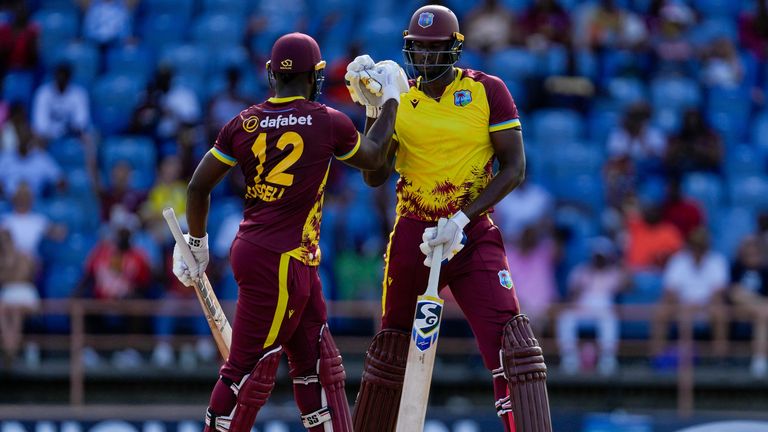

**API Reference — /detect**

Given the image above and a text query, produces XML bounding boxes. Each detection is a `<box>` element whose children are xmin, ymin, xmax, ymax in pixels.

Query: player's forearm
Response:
<box><xmin>365</xmin><ymin>99</ymin><xmax>398</xmax><ymax>157</ymax></box>
<box><xmin>462</xmin><ymin>161</ymin><xmax>525</xmax><ymax>220</ymax></box>
<box><xmin>186</xmin><ymin>185</ymin><xmax>211</xmax><ymax>238</ymax></box>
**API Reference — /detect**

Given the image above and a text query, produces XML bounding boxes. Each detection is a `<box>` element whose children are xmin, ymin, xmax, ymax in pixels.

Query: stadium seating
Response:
<box><xmin>530</xmin><ymin>109</ymin><xmax>583</xmax><ymax>146</ymax></box>
<box><xmin>106</xmin><ymin>45</ymin><xmax>154</xmax><ymax>85</ymax></box>
<box><xmin>49</xmin><ymin>137</ymin><xmax>87</xmax><ymax>170</ymax></box>
<box><xmin>607</xmin><ymin>77</ymin><xmax>647</xmax><ymax>109</ymax></box>
<box><xmin>619</xmin><ymin>272</ymin><xmax>664</xmax><ymax>339</ymax></box>
<box><xmin>2</xmin><ymin>71</ymin><xmax>35</xmax><ymax>109</ymax></box>
<box><xmin>682</xmin><ymin>172</ymin><xmax>724</xmax><ymax>217</ymax></box>
<box><xmin>729</xmin><ymin>175</ymin><xmax>768</xmax><ymax>212</ymax></box>
<box><xmin>487</xmin><ymin>48</ymin><xmax>539</xmax><ymax>82</ymax></box>
<box><xmin>650</xmin><ymin>77</ymin><xmax>701</xmax><ymax>112</ymax></box>
<box><xmin>100</xmin><ymin>136</ymin><xmax>157</xmax><ymax>190</ymax></box>
<box><xmin>712</xmin><ymin>206</ymin><xmax>756</xmax><ymax>258</ymax></box>
<box><xmin>57</xmin><ymin>42</ymin><xmax>100</xmax><ymax>86</ymax></box>
<box><xmin>191</xmin><ymin>13</ymin><xmax>246</xmax><ymax>49</ymax></box>
<box><xmin>91</xmin><ymin>74</ymin><xmax>143</xmax><ymax>135</ymax></box>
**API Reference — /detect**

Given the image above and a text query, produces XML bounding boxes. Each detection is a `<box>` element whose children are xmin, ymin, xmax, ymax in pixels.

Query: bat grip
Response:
<box><xmin>162</xmin><ymin>207</ymin><xmax>199</xmax><ymax>276</ymax></box>
<box><xmin>425</xmin><ymin>218</ymin><xmax>448</xmax><ymax>296</ymax></box>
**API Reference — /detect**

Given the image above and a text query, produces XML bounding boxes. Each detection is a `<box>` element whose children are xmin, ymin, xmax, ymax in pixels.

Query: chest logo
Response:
<box><xmin>498</xmin><ymin>270</ymin><xmax>514</xmax><ymax>290</ymax></box>
<box><xmin>453</xmin><ymin>90</ymin><xmax>472</xmax><ymax>107</ymax></box>
<box><xmin>418</xmin><ymin>12</ymin><xmax>434</xmax><ymax>28</ymax></box>
<box><xmin>243</xmin><ymin>115</ymin><xmax>259</xmax><ymax>132</ymax></box>
<box><xmin>410</xmin><ymin>98</ymin><xmax>419</xmax><ymax>108</ymax></box>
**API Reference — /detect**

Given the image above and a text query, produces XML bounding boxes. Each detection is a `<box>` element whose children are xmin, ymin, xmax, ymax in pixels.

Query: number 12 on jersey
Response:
<box><xmin>246</xmin><ymin>132</ymin><xmax>304</xmax><ymax>202</ymax></box>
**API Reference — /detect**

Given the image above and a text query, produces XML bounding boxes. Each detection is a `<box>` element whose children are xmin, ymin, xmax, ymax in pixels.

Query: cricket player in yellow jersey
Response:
<box><xmin>345</xmin><ymin>5</ymin><xmax>552</xmax><ymax>432</ymax></box>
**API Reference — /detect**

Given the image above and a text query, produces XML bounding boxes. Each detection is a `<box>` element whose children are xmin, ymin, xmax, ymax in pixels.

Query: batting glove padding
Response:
<box><xmin>345</xmin><ymin>55</ymin><xmax>378</xmax><ymax>107</ymax></box>
<box><xmin>172</xmin><ymin>233</ymin><xmax>209</xmax><ymax>286</ymax></box>
<box><xmin>419</xmin><ymin>211</ymin><xmax>469</xmax><ymax>267</ymax></box>
<box><xmin>345</xmin><ymin>57</ymin><xmax>409</xmax><ymax>109</ymax></box>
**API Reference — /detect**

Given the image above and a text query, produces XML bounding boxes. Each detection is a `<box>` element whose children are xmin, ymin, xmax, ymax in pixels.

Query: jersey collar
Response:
<box><xmin>415</xmin><ymin>68</ymin><xmax>463</xmax><ymax>100</ymax></box>
<box><xmin>267</xmin><ymin>95</ymin><xmax>306</xmax><ymax>103</ymax></box>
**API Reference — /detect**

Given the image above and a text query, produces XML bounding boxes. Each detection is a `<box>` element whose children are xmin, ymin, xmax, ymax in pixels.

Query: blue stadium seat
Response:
<box><xmin>652</xmin><ymin>106</ymin><xmax>682</xmax><ymax>134</ymax></box>
<box><xmin>159</xmin><ymin>44</ymin><xmax>209</xmax><ymax>80</ymax></box>
<box><xmin>751</xmin><ymin>110</ymin><xmax>768</xmax><ymax>152</ymax></box>
<box><xmin>91</xmin><ymin>74</ymin><xmax>143</xmax><ymax>135</ymax></box>
<box><xmin>712</xmin><ymin>206</ymin><xmax>756</xmax><ymax>258</ymax></box>
<box><xmin>487</xmin><ymin>49</ymin><xmax>539</xmax><ymax>82</ymax></box>
<box><xmin>542</xmin><ymin>44</ymin><xmax>568</xmax><ymax>76</ymax></box>
<box><xmin>41</xmin><ymin>232</ymin><xmax>97</xmax><ymax>268</ymax></box>
<box><xmin>531</xmin><ymin>109</ymin><xmax>583</xmax><ymax>145</ymax></box>
<box><xmin>2</xmin><ymin>71</ymin><xmax>35</xmax><ymax>109</ymax></box>
<box><xmin>101</xmin><ymin>136</ymin><xmax>158</xmax><ymax>190</ymax></box>
<box><xmin>49</xmin><ymin>137</ymin><xmax>87</xmax><ymax>170</ymax></box>
<box><xmin>550</xmin><ymin>174</ymin><xmax>604</xmax><ymax>213</ymax></box>
<box><xmin>682</xmin><ymin>172</ymin><xmax>724</xmax><ymax>217</ymax></box>
<box><xmin>689</xmin><ymin>19</ymin><xmax>738</xmax><ymax>46</ymax></box>
<box><xmin>706</xmin><ymin>87</ymin><xmax>751</xmax><ymax>145</ymax></box>
<box><xmin>360</xmin><ymin>17</ymin><xmax>403</xmax><ymax>63</ymax></box>
<box><xmin>32</xmin><ymin>9</ymin><xmax>78</xmax><ymax>46</ymax></box>
<box><xmin>201</xmin><ymin>0</ymin><xmax>250</xmax><ymax>15</ymax></box>
<box><xmin>43</xmin><ymin>264</ymin><xmax>83</xmax><ymax>333</ymax></box>
<box><xmin>208</xmin><ymin>45</ymin><xmax>252</xmax><ymax>78</ymax></box>
<box><xmin>43</xmin><ymin>197</ymin><xmax>88</xmax><ymax>233</ymax></box>
<box><xmin>192</xmin><ymin>13</ymin><xmax>246</xmax><ymax>49</ymax></box>
<box><xmin>143</xmin><ymin>0</ymin><xmax>194</xmax><ymax>22</ymax></box>
<box><xmin>106</xmin><ymin>45</ymin><xmax>154</xmax><ymax>85</ymax></box>
<box><xmin>575</xmin><ymin>49</ymin><xmax>598</xmax><ymax>81</ymax></box>
<box><xmin>588</xmin><ymin>103</ymin><xmax>621</xmax><ymax>143</ymax></box>
<box><xmin>66</xmin><ymin>169</ymin><xmax>95</xmax><ymax>196</ymax></box>
<box><xmin>619</xmin><ymin>271</ymin><xmax>664</xmax><ymax>339</ymax></box>
<box><xmin>724</xmin><ymin>144</ymin><xmax>766</xmax><ymax>179</ymax></box>
<box><xmin>208</xmin><ymin>197</ymin><xmax>243</xmax><ymax>232</ymax></box>
<box><xmin>607</xmin><ymin>77</ymin><xmax>646</xmax><ymax>108</ymax></box>
<box><xmin>208</xmin><ymin>71</ymin><xmax>263</xmax><ymax>102</ymax></box>
<box><xmin>650</xmin><ymin>77</ymin><xmax>701</xmax><ymax>111</ymax></box>
<box><xmin>56</xmin><ymin>42</ymin><xmax>100</xmax><ymax>86</ymax></box>
<box><xmin>133</xmin><ymin>231</ymin><xmax>162</xmax><ymax>270</ymax></box>
<box><xmin>729</xmin><ymin>175</ymin><xmax>768</xmax><ymax>211</ymax></box>
<box><xmin>692</xmin><ymin>0</ymin><xmax>741</xmax><ymax>18</ymax></box>
<box><xmin>139</xmin><ymin>14</ymin><xmax>187</xmax><ymax>56</ymax></box>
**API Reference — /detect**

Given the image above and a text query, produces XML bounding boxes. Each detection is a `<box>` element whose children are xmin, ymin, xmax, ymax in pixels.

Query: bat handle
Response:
<box><xmin>162</xmin><ymin>208</ymin><xmax>199</xmax><ymax>278</ymax></box>
<box><xmin>425</xmin><ymin>218</ymin><xmax>448</xmax><ymax>297</ymax></box>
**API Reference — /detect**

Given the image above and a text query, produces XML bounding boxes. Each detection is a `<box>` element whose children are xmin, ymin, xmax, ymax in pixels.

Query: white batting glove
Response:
<box><xmin>362</xmin><ymin>60</ymin><xmax>409</xmax><ymax>105</ymax></box>
<box><xmin>419</xmin><ymin>212</ymin><xmax>469</xmax><ymax>267</ymax></box>
<box><xmin>345</xmin><ymin>55</ymin><xmax>378</xmax><ymax>107</ymax></box>
<box><xmin>172</xmin><ymin>233</ymin><xmax>209</xmax><ymax>286</ymax></box>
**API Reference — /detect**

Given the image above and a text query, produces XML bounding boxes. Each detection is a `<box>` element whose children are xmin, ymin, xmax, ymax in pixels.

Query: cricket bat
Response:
<box><xmin>396</xmin><ymin>218</ymin><xmax>447</xmax><ymax>432</ymax></box>
<box><xmin>163</xmin><ymin>207</ymin><xmax>232</xmax><ymax>359</ymax></box>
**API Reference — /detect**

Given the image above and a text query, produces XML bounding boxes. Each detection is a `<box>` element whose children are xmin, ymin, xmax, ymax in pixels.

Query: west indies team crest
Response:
<box><xmin>498</xmin><ymin>270</ymin><xmax>514</xmax><ymax>290</ymax></box>
<box><xmin>418</xmin><ymin>12</ymin><xmax>434</xmax><ymax>28</ymax></box>
<box><xmin>412</xmin><ymin>298</ymin><xmax>444</xmax><ymax>352</ymax></box>
<box><xmin>454</xmin><ymin>90</ymin><xmax>472</xmax><ymax>107</ymax></box>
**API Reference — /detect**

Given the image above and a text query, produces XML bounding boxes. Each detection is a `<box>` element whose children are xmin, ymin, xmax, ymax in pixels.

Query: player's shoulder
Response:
<box><xmin>460</xmin><ymin>68</ymin><xmax>506</xmax><ymax>90</ymax></box>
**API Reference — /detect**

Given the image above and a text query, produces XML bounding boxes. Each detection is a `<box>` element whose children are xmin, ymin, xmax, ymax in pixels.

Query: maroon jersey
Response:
<box><xmin>211</xmin><ymin>96</ymin><xmax>360</xmax><ymax>265</ymax></box>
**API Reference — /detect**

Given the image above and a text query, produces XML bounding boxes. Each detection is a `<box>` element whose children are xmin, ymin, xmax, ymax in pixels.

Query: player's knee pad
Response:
<box><xmin>292</xmin><ymin>324</ymin><xmax>353</xmax><ymax>431</ymax></box>
<box><xmin>500</xmin><ymin>314</ymin><xmax>552</xmax><ymax>432</ymax></box>
<box><xmin>206</xmin><ymin>346</ymin><xmax>283</xmax><ymax>432</ymax></box>
<box><xmin>352</xmin><ymin>329</ymin><xmax>410</xmax><ymax>432</ymax></box>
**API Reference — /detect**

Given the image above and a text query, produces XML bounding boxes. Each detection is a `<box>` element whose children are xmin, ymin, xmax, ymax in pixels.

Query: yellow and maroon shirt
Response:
<box><xmin>211</xmin><ymin>96</ymin><xmax>360</xmax><ymax>266</ymax></box>
<box><xmin>393</xmin><ymin>68</ymin><xmax>521</xmax><ymax>221</ymax></box>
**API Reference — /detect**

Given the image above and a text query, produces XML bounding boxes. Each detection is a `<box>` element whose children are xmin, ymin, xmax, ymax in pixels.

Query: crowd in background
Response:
<box><xmin>2</xmin><ymin>0</ymin><xmax>768</xmax><ymax>378</ymax></box>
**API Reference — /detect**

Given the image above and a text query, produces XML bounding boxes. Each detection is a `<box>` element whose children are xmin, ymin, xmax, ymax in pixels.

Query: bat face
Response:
<box><xmin>411</xmin><ymin>296</ymin><xmax>444</xmax><ymax>352</ymax></box>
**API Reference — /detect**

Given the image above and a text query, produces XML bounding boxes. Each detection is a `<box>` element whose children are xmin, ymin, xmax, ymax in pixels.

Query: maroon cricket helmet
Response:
<box><xmin>402</xmin><ymin>5</ymin><xmax>464</xmax><ymax>82</ymax></box>
<box><xmin>404</xmin><ymin>5</ymin><xmax>462</xmax><ymax>42</ymax></box>
<box><xmin>268</xmin><ymin>32</ymin><xmax>326</xmax><ymax>74</ymax></box>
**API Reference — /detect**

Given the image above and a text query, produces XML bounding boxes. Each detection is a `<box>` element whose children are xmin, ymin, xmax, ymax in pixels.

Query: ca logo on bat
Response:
<box><xmin>412</xmin><ymin>299</ymin><xmax>443</xmax><ymax>352</ymax></box>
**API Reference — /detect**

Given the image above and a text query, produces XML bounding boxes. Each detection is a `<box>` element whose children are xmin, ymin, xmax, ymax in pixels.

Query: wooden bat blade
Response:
<box><xmin>396</xmin><ymin>294</ymin><xmax>444</xmax><ymax>432</ymax></box>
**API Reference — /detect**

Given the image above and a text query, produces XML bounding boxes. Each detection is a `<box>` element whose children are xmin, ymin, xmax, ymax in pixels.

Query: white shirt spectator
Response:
<box><xmin>0</xmin><ymin>147</ymin><xmax>62</xmax><ymax>198</ymax></box>
<box><xmin>157</xmin><ymin>85</ymin><xmax>201</xmax><ymax>138</ymax></box>
<box><xmin>569</xmin><ymin>264</ymin><xmax>625</xmax><ymax>310</ymax></box>
<box><xmin>1</xmin><ymin>211</ymin><xmax>49</xmax><ymax>257</ymax></box>
<box><xmin>494</xmin><ymin>182</ymin><xmax>553</xmax><ymax>240</ymax></box>
<box><xmin>663</xmin><ymin>249</ymin><xmax>728</xmax><ymax>305</ymax></box>
<box><xmin>32</xmin><ymin>81</ymin><xmax>90</xmax><ymax>140</ymax></box>
<box><xmin>607</xmin><ymin>126</ymin><xmax>666</xmax><ymax>160</ymax></box>
<box><xmin>83</xmin><ymin>0</ymin><xmax>132</xmax><ymax>45</ymax></box>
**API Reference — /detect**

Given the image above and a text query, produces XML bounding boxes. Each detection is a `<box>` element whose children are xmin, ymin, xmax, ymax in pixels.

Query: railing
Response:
<box><xmin>9</xmin><ymin>300</ymin><xmax>761</xmax><ymax>416</ymax></box>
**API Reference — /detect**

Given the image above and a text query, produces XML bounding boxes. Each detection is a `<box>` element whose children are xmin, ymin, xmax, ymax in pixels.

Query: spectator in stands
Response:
<box><xmin>660</xmin><ymin>177</ymin><xmax>705</xmax><ymax>239</ymax></box>
<box><xmin>664</xmin><ymin>108</ymin><xmax>724</xmax><ymax>176</ymax></box>
<box><xmin>701</xmin><ymin>37</ymin><xmax>744</xmax><ymax>89</ymax></box>
<box><xmin>519</xmin><ymin>0</ymin><xmax>571</xmax><ymax>51</ymax></box>
<box><xmin>140</xmin><ymin>155</ymin><xmax>186</xmax><ymax>241</ymax></box>
<box><xmin>130</xmin><ymin>65</ymin><xmax>201</xmax><ymax>147</ymax></box>
<box><xmin>604</xmin><ymin>102</ymin><xmax>666</xmax><ymax>205</ymax></box>
<box><xmin>623</xmin><ymin>198</ymin><xmax>684</xmax><ymax>273</ymax></box>
<box><xmin>757</xmin><ymin>212</ymin><xmax>768</xmax><ymax>263</ymax></box>
<box><xmin>506</xmin><ymin>224</ymin><xmax>561</xmax><ymax>334</ymax></box>
<box><xmin>0</xmin><ymin>116</ymin><xmax>64</xmax><ymax>200</ymax></box>
<box><xmin>651</xmin><ymin>227</ymin><xmax>729</xmax><ymax>357</ymax></box>
<box><xmin>463</xmin><ymin>0</ymin><xmax>518</xmax><ymax>53</ymax></box>
<box><xmin>494</xmin><ymin>172</ymin><xmax>554</xmax><ymax>241</ymax></box>
<box><xmin>0</xmin><ymin>2</ymin><xmax>38</xmax><ymax>78</ymax></box>
<box><xmin>31</xmin><ymin>62</ymin><xmax>92</xmax><ymax>142</ymax></box>
<box><xmin>1</xmin><ymin>183</ymin><xmax>66</xmax><ymax>259</ymax></box>
<box><xmin>98</xmin><ymin>161</ymin><xmax>146</xmax><ymax>222</ymax></box>
<box><xmin>728</xmin><ymin>235</ymin><xmax>768</xmax><ymax>377</ymax></box>
<box><xmin>206</xmin><ymin>67</ymin><xmax>251</xmax><ymax>144</ymax></box>
<box><xmin>1</xmin><ymin>102</ymin><xmax>33</xmax><ymax>153</ymax></box>
<box><xmin>79</xmin><ymin>0</ymin><xmax>136</xmax><ymax>58</ymax></box>
<box><xmin>0</xmin><ymin>227</ymin><xmax>39</xmax><ymax>367</ymax></box>
<box><xmin>575</xmin><ymin>0</ymin><xmax>648</xmax><ymax>52</ymax></box>
<box><xmin>650</xmin><ymin>2</ymin><xmax>695</xmax><ymax>74</ymax></box>
<box><xmin>557</xmin><ymin>237</ymin><xmax>629</xmax><ymax>375</ymax></box>
<box><xmin>738</xmin><ymin>0</ymin><xmax>768</xmax><ymax>62</ymax></box>
<box><xmin>74</xmin><ymin>210</ymin><xmax>151</xmax><ymax>368</ymax></box>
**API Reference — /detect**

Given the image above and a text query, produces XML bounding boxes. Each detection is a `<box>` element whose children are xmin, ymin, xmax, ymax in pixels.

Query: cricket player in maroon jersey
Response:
<box><xmin>171</xmin><ymin>33</ymin><xmax>407</xmax><ymax>432</ymax></box>
<box><xmin>345</xmin><ymin>5</ymin><xmax>553</xmax><ymax>432</ymax></box>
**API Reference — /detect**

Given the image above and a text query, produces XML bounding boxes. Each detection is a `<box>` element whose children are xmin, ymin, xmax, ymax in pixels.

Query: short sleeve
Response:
<box><xmin>484</xmin><ymin>75</ymin><xmax>521</xmax><ymax>133</ymax></box>
<box><xmin>328</xmin><ymin>107</ymin><xmax>361</xmax><ymax>161</ymax></box>
<box><xmin>210</xmin><ymin>120</ymin><xmax>237</xmax><ymax>166</ymax></box>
